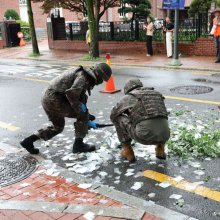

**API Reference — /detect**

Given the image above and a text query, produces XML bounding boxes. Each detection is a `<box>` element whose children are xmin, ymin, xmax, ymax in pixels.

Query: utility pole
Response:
<box><xmin>171</xmin><ymin>0</ymin><xmax>182</xmax><ymax>66</ymax></box>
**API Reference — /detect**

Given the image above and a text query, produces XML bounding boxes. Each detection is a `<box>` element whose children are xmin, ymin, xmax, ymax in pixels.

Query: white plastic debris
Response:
<box><xmin>158</xmin><ymin>182</ymin><xmax>171</xmax><ymax>188</ymax></box>
<box><xmin>189</xmin><ymin>161</ymin><xmax>201</xmax><ymax>168</ymax></box>
<box><xmin>194</xmin><ymin>170</ymin><xmax>205</xmax><ymax>176</ymax></box>
<box><xmin>131</xmin><ymin>182</ymin><xmax>143</xmax><ymax>190</ymax></box>
<box><xmin>169</xmin><ymin>194</ymin><xmax>182</xmax><ymax>200</ymax></box>
<box><xmin>173</xmin><ymin>176</ymin><xmax>184</xmax><ymax>182</ymax></box>
<box><xmin>20</xmin><ymin>183</ymin><xmax>31</xmax><ymax>187</ymax></box>
<box><xmin>78</xmin><ymin>183</ymin><xmax>92</xmax><ymax>189</ymax></box>
<box><xmin>83</xmin><ymin>212</ymin><xmax>95</xmax><ymax>220</ymax></box>
<box><xmin>148</xmin><ymin>193</ymin><xmax>156</xmax><ymax>198</ymax></box>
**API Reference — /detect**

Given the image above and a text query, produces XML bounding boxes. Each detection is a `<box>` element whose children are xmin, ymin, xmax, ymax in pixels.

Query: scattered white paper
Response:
<box><xmin>158</xmin><ymin>182</ymin><xmax>171</xmax><ymax>188</ymax></box>
<box><xmin>131</xmin><ymin>182</ymin><xmax>143</xmax><ymax>190</ymax></box>
<box><xmin>148</xmin><ymin>193</ymin><xmax>156</xmax><ymax>198</ymax></box>
<box><xmin>78</xmin><ymin>183</ymin><xmax>92</xmax><ymax>189</ymax></box>
<box><xmin>169</xmin><ymin>194</ymin><xmax>182</xmax><ymax>200</ymax></box>
<box><xmin>83</xmin><ymin>211</ymin><xmax>95</xmax><ymax>220</ymax></box>
<box><xmin>173</xmin><ymin>176</ymin><xmax>184</xmax><ymax>182</ymax></box>
<box><xmin>20</xmin><ymin>183</ymin><xmax>31</xmax><ymax>187</ymax></box>
<box><xmin>194</xmin><ymin>170</ymin><xmax>205</xmax><ymax>176</ymax></box>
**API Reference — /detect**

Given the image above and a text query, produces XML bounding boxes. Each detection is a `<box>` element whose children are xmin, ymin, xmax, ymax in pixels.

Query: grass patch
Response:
<box><xmin>29</xmin><ymin>53</ymin><xmax>43</xmax><ymax>57</ymax></box>
<box><xmin>80</xmin><ymin>54</ymin><xmax>105</xmax><ymax>61</ymax></box>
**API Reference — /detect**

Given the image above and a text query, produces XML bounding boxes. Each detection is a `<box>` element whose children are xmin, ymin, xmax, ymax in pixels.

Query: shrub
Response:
<box><xmin>16</xmin><ymin>20</ymin><xmax>31</xmax><ymax>41</ymax></box>
<box><xmin>4</xmin><ymin>9</ymin><xmax>20</xmax><ymax>20</ymax></box>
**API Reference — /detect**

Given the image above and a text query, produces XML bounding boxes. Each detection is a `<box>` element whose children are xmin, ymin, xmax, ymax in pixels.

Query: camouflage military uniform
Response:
<box><xmin>36</xmin><ymin>66</ymin><xmax>94</xmax><ymax>140</ymax></box>
<box><xmin>110</xmin><ymin>87</ymin><xmax>170</xmax><ymax>145</ymax></box>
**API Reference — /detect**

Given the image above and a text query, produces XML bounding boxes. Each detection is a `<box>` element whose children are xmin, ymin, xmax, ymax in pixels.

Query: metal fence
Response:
<box><xmin>66</xmin><ymin>17</ymin><xmax>210</xmax><ymax>43</ymax></box>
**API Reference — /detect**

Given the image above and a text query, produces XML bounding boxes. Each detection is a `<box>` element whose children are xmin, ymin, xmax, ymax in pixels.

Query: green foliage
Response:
<box><xmin>119</xmin><ymin>0</ymin><xmax>151</xmax><ymax>20</ymax></box>
<box><xmin>16</xmin><ymin>20</ymin><xmax>31</xmax><ymax>41</ymax></box>
<box><xmin>16</xmin><ymin>20</ymin><xmax>29</xmax><ymax>27</ymax></box>
<box><xmin>4</xmin><ymin>9</ymin><xmax>20</xmax><ymax>20</ymax></box>
<box><xmin>188</xmin><ymin>0</ymin><xmax>212</xmax><ymax>17</ymax></box>
<box><xmin>167</xmin><ymin>124</ymin><xmax>220</xmax><ymax>160</ymax></box>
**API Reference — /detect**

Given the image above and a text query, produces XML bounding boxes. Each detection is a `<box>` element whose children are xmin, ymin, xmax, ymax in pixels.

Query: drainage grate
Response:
<box><xmin>0</xmin><ymin>154</ymin><xmax>37</xmax><ymax>187</ymax></box>
<box><xmin>170</xmin><ymin>85</ymin><xmax>213</xmax><ymax>95</ymax></box>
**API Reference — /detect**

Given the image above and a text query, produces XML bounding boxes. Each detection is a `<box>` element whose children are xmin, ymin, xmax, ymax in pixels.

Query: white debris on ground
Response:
<box><xmin>169</xmin><ymin>194</ymin><xmax>182</xmax><ymax>200</ymax></box>
<box><xmin>131</xmin><ymin>182</ymin><xmax>144</xmax><ymax>190</ymax></box>
<box><xmin>158</xmin><ymin>182</ymin><xmax>171</xmax><ymax>188</ymax></box>
<box><xmin>83</xmin><ymin>211</ymin><xmax>95</xmax><ymax>220</ymax></box>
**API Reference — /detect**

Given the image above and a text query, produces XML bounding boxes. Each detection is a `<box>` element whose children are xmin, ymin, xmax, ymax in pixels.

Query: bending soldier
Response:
<box><xmin>21</xmin><ymin>63</ymin><xmax>112</xmax><ymax>154</ymax></box>
<box><xmin>110</xmin><ymin>79</ymin><xmax>170</xmax><ymax>162</ymax></box>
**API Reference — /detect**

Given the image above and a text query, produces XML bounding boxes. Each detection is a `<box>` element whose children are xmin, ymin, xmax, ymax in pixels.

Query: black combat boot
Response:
<box><xmin>20</xmin><ymin>134</ymin><xmax>40</xmax><ymax>154</ymax></box>
<box><xmin>72</xmin><ymin>138</ymin><xmax>96</xmax><ymax>153</ymax></box>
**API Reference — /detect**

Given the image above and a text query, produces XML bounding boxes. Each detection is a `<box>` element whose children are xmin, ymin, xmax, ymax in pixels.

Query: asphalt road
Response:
<box><xmin>0</xmin><ymin>59</ymin><xmax>220</xmax><ymax>220</ymax></box>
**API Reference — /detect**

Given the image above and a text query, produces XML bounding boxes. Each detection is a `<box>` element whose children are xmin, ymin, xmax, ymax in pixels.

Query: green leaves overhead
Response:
<box><xmin>119</xmin><ymin>0</ymin><xmax>151</xmax><ymax>20</ymax></box>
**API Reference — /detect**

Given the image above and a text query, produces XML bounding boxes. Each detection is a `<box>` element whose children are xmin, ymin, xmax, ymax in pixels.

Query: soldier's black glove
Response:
<box><xmin>89</xmin><ymin>114</ymin><xmax>96</xmax><ymax>121</ymax></box>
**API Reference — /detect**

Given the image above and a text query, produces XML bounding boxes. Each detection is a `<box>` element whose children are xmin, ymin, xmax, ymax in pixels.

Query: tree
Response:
<box><xmin>32</xmin><ymin>0</ymin><xmax>120</xmax><ymax>57</ymax></box>
<box><xmin>27</xmin><ymin>0</ymin><xmax>40</xmax><ymax>55</ymax></box>
<box><xmin>188</xmin><ymin>0</ymin><xmax>220</xmax><ymax>17</ymax></box>
<box><xmin>4</xmin><ymin>9</ymin><xmax>20</xmax><ymax>20</ymax></box>
<box><xmin>118</xmin><ymin>0</ymin><xmax>151</xmax><ymax>21</ymax></box>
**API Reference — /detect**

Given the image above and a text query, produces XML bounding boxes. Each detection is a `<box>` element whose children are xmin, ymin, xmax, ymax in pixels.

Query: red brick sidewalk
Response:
<box><xmin>0</xmin><ymin>149</ymin><xmax>160</xmax><ymax>220</ymax></box>
<box><xmin>0</xmin><ymin>40</ymin><xmax>219</xmax><ymax>72</ymax></box>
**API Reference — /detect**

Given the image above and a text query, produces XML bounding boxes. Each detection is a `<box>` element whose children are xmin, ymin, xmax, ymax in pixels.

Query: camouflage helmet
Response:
<box><xmin>93</xmin><ymin>63</ymin><xmax>112</xmax><ymax>85</ymax></box>
<box><xmin>124</xmin><ymin>78</ymin><xmax>143</xmax><ymax>94</ymax></box>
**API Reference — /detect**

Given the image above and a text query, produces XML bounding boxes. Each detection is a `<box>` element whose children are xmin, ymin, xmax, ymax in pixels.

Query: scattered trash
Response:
<box><xmin>78</xmin><ymin>183</ymin><xmax>92</xmax><ymax>189</ymax></box>
<box><xmin>194</xmin><ymin>170</ymin><xmax>205</xmax><ymax>176</ymax></box>
<box><xmin>174</xmin><ymin>199</ymin><xmax>185</xmax><ymax>208</ymax></box>
<box><xmin>169</xmin><ymin>194</ymin><xmax>182</xmax><ymax>200</ymax></box>
<box><xmin>83</xmin><ymin>211</ymin><xmax>95</xmax><ymax>220</ymax></box>
<box><xmin>173</xmin><ymin>176</ymin><xmax>184</xmax><ymax>182</ymax></box>
<box><xmin>20</xmin><ymin>183</ymin><xmax>31</xmax><ymax>187</ymax></box>
<box><xmin>148</xmin><ymin>193</ymin><xmax>156</xmax><ymax>198</ymax></box>
<box><xmin>158</xmin><ymin>182</ymin><xmax>171</xmax><ymax>188</ymax></box>
<box><xmin>131</xmin><ymin>182</ymin><xmax>144</xmax><ymax>190</ymax></box>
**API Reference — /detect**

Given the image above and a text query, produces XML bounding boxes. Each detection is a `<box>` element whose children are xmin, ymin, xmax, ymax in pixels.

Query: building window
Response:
<box><xmin>19</xmin><ymin>0</ymin><xmax>27</xmax><ymax>5</ymax></box>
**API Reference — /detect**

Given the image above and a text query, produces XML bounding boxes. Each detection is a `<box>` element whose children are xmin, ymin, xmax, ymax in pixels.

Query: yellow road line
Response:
<box><xmin>165</xmin><ymin>96</ymin><xmax>220</xmax><ymax>105</ymax></box>
<box><xmin>0</xmin><ymin>121</ymin><xmax>20</xmax><ymax>131</ymax></box>
<box><xmin>17</xmin><ymin>77</ymin><xmax>220</xmax><ymax>106</ymax></box>
<box><xmin>144</xmin><ymin>170</ymin><xmax>220</xmax><ymax>203</ymax></box>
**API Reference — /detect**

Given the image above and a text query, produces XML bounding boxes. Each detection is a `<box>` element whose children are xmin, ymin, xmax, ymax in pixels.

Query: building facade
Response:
<box><xmin>0</xmin><ymin>0</ymin><xmax>193</xmax><ymax>30</ymax></box>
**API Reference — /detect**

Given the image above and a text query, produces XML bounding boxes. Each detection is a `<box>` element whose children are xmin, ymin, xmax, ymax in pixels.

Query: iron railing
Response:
<box><xmin>65</xmin><ymin>18</ymin><xmax>210</xmax><ymax>43</ymax></box>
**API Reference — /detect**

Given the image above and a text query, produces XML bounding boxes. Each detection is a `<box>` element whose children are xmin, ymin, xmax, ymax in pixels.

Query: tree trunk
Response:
<box><xmin>27</xmin><ymin>0</ymin><xmax>39</xmax><ymax>55</ymax></box>
<box><xmin>85</xmin><ymin>0</ymin><xmax>99</xmax><ymax>58</ymax></box>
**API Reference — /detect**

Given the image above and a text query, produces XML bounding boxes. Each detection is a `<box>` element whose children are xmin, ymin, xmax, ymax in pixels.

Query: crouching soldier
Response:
<box><xmin>110</xmin><ymin>79</ymin><xmax>170</xmax><ymax>162</ymax></box>
<box><xmin>20</xmin><ymin>63</ymin><xmax>112</xmax><ymax>154</ymax></box>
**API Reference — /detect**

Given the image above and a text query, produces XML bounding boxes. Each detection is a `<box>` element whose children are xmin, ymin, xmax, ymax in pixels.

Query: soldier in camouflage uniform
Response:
<box><xmin>110</xmin><ymin>79</ymin><xmax>170</xmax><ymax>162</ymax></box>
<box><xmin>20</xmin><ymin>63</ymin><xmax>112</xmax><ymax>154</ymax></box>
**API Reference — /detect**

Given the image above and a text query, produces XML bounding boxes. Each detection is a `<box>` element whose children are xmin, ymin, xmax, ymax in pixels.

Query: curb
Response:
<box><xmin>0</xmin><ymin>200</ymin><xmax>145</xmax><ymax>220</ymax></box>
<box><xmin>0</xmin><ymin>142</ymin><xmax>198</xmax><ymax>220</ymax></box>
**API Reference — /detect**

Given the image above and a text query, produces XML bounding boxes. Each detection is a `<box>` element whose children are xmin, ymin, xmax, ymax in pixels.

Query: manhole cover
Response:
<box><xmin>170</xmin><ymin>85</ymin><xmax>213</xmax><ymax>95</ymax></box>
<box><xmin>0</xmin><ymin>154</ymin><xmax>37</xmax><ymax>187</ymax></box>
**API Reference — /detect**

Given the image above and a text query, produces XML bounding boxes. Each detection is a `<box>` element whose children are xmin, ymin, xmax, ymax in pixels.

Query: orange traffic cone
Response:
<box><xmin>100</xmin><ymin>53</ymin><xmax>121</xmax><ymax>94</ymax></box>
<box><xmin>19</xmin><ymin>37</ymin><xmax>26</xmax><ymax>47</ymax></box>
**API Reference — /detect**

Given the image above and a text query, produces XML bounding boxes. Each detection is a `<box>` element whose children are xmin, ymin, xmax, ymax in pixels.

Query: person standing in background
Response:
<box><xmin>143</xmin><ymin>17</ymin><xmax>154</xmax><ymax>56</ymax></box>
<box><xmin>163</xmin><ymin>17</ymin><xmax>174</xmax><ymax>58</ymax></box>
<box><xmin>86</xmin><ymin>28</ymin><xmax>91</xmax><ymax>54</ymax></box>
<box><xmin>210</xmin><ymin>8</ymin><xmax>220</xmax><ymax>63</ymax></box>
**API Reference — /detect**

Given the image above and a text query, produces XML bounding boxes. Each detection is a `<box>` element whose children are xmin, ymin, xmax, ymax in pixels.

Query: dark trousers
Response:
<box><xmin>214</xmin><ymin>36</ymin><xmax>220</xmax><ymax>61</ymax></box>
<box><xmin>146</xmin><ymin>35</ymin><xmax>153</xmax><ymax>56</ymax></box>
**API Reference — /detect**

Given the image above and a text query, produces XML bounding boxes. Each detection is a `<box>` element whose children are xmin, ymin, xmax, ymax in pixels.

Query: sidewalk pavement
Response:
<box><xmin>0</xmin><ymin>40</ymin><xmax>219</xmax><ymax>72</ymax></box>
<box><xmin>0</xmin><ymin>142</ymin><xmax>197</xmax><ymax>220</ymax></box>
<box><xmin>0</xmin><ymin>147</ymin><xmax>159</xmax><ymax>220</ymax></box>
